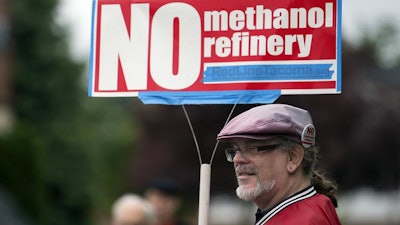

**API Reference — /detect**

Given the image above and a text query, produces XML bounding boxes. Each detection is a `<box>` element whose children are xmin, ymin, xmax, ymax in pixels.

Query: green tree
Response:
<box><xmin>0</xmin><ymin>1</ymin><xmax>138</xmax><ymax>225</ymax></box>
<box><xmin>358</xmin><ymin>19</ymin><xmax>400</xmax><ymax>68</ymax></box>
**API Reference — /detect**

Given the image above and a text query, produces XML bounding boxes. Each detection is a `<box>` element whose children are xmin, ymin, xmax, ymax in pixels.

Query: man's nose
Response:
<box><xmin>233</xmin><ymin>150</ymin><xmax>249</xmax><ymax>163</ymax></box>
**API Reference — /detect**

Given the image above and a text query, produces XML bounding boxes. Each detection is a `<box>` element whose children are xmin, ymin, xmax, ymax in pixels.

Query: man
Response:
<box><xmin>112</xmin><ymin>194</ymin><xmax>155</xmax><ymax>225</ymax></box>
<box><xmin>217</xmin><ymin>104</ymin><xmax>341</xmax><ymax>225</ymax></box>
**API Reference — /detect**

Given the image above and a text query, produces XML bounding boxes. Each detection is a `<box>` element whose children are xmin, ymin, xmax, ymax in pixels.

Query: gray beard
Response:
<box><xmin>236</xmin><ymin>176</ymin><xmax>276</xmax><ymax>201</ymax></box>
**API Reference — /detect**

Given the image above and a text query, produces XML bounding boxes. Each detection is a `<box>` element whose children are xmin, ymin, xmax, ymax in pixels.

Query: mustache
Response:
<box><xmin>235</xmin><ymin>165</ymin><xmax>257</xmax><ymax>175</ymax></box>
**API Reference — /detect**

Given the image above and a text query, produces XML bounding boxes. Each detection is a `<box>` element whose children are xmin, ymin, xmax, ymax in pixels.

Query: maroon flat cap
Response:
<box><xmin>217</xmin><ymin>104</ymin><xmax>316</xmax><ymax>148</ymax></box>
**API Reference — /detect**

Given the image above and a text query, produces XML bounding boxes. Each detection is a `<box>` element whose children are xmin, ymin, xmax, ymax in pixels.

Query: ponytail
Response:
<box><xmin>311</xmin><ymin>169</ymin><xmax>338</xmax><ymax>207</ymax></box>
<box><xmin>281</xmin><ymin>139</ymin><xmax>339</xmax><ymax>207</ymax></box>
<box><xmin>298</xmin><ymin>144</ymin><xmax>339</xmax><ymax>207</ymax></box>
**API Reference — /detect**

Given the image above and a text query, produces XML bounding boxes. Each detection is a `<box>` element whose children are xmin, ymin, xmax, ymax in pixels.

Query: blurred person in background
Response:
<box><xmin>112</xmin><ymin>193</ymin><xmax>155</xmax><ymax>225</ymax></box>
<box><xmin>144</xmin><ymin>179</ymin><xmax>191</xmax><ymax>225</ymax></box>
<box><xmin>217</xmin><ymin>104</ymin><xmax>341</xmax><ymax>225</ymax></box>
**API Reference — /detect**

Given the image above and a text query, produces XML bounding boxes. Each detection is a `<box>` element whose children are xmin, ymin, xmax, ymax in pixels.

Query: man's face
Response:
<box><xmin>230</xmin><ymin>138</ymin><xmax>289</xmax><ymax>202</ymax></box>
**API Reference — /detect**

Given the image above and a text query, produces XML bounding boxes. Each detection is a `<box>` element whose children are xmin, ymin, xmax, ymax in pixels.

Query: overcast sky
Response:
<box><xmin>55</xmin><ymin>0</ymin><xmax>400</xmax><ymax>60</ymax></box>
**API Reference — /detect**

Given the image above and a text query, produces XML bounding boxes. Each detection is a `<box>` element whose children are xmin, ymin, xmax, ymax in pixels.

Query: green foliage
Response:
<box><xmin>359</xmin><ymin>19</ymin><xmax>400</xmax><ymax>68</ymax></box>
<box><xmin>0</xmin><ymin>1</ymin><xmax>138</xmax><ymax>225</ymax></box>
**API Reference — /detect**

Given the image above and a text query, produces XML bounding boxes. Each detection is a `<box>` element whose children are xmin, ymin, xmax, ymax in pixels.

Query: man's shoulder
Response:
<box><xmin>264</xmin><ymin>194</ymin><xmax>341</xmax><ymax>225</ymax></box>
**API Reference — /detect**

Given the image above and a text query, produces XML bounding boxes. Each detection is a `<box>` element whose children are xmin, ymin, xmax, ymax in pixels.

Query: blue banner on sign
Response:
<box><xmin>203</xmin><ymin>64</ymin><xmax>334</xmax><ymax>83</ymax></box>
<box><xmin>138</xmin><ymin>90</ymin><xmax>281</xmax><ymax>105</ymax></box>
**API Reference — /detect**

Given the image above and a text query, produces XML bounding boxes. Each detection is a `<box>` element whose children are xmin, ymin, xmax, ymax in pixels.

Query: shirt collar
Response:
<box><xmin>254</xmin><ymin>185</ymin><xmax>316</xmax><ymax>224</ymax></box>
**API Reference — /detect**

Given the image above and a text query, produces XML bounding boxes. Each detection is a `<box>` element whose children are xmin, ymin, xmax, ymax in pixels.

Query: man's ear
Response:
<box><xmin>287</xmin><ymin>145</ymin><xmax>304</xmax><ymax>173</ymax></box>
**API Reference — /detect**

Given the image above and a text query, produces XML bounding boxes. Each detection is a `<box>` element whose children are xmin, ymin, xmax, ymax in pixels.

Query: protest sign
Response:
<box><xmin>89</xmin><ymin>0</ymin><xmax>341</xmax><ymax>104</ymax></box>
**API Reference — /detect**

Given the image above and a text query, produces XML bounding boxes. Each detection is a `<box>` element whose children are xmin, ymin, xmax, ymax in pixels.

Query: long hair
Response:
<box><xmin>281</xmin><ymin>139</ymin><xmax>338</xmax><ymax>207</ymax></box>
<box><xmin>301</xmin><ymin>145</ymin><xmax>338</xmax><ymax>207</ymax></box>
